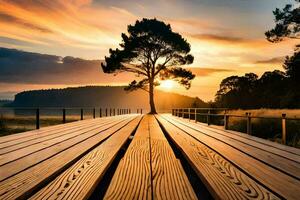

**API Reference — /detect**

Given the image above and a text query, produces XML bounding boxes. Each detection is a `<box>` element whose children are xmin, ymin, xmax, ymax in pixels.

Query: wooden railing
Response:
<box><xmin>172</xmin><ymin>108</ymin><xmax>300</xmax><ymax>145</ymax></box>
<box><xmin>0</xmin><ymin>107</ymin><xmax>143</xmax><ymax>130</ymax></box>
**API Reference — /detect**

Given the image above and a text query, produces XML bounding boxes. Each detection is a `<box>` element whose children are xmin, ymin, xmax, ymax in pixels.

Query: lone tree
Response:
<box><xmin>101</xmin><ymin>18</ymin><xmax>195</xmax><ymax>113</ymax></box>
<box><xmin>265</xmin><ymin>0</ymin><xmax>300</xmax><ymax>42</ymax></box>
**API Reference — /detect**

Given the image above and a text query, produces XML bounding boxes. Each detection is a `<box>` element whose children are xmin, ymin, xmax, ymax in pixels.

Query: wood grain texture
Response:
<box><xmin>0</xmin><ymin>116</ymin><xmax>136</xmax><ymax>199</ymax></box>
<box><xmin>104</xmin><ymin>116</ymin><xmax>152</xmax><ymax>200</ymax></box>
<box><xmin>157</xmin><ymin>115</ymin><xmax>280</xmax><ymax>200</ymax></box>
<box><xmin>168</xmin><ymin>115</ymin><xmax>300</xmax><ymax>179</ymax></box>
<box><xmin>149</xmin><ymin>115</ymin><xmax>197</xmax><ymax>200</ymax></box>
<box><xmin>159</xmin><ymin>114</ymin><xmax>300</xmax><ymax>200</ymax></box>
<box><xmin>30</xmin><ymin>116</ymin><xmax>142</xmax><ymax>200</ymax></box>
<box><xmin>0</xmin><ymin>117</ymin><xmax>128</xmax><ymax>178</ymax></box>
<box><xmin>151</xmin><ymin>139</ymin><xmax>197</xmax><ymax>200</ymax></box>
<box><xmin>105</xmin><ymin>115</ymin><xmax>196</xmax><ymax>200</ymax></box>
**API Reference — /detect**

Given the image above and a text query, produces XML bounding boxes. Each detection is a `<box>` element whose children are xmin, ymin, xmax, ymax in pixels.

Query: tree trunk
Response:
<box><xmin>149</xmin><ymin>81</ymin><xmax>157</xmax><ymax>114</ymax></box>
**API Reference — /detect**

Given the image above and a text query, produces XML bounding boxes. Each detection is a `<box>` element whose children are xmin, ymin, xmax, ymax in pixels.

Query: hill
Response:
<box><xmin>8</xmin><ymin>86</ymin><xmax>207</xmax><ymax>111</ymax></box>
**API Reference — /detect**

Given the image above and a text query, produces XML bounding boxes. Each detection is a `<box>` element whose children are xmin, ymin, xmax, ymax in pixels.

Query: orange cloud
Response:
<box><xmin>255</xmin><ymin>56</ymin><xmax>285</xmax><ymax>65</ymax></box>
<box><xmin>190</xmin><ymin>33</ymin><xmax>273</xmax><ymax>48</ymax></box>
<box><xmin>187</xmin><ymin>67</ymin><xmax>234</xmax><ymax>76</ymax></box>
<box><xmin>0</xmin><ymin>0</ymin><xmax>136</xmax><ymax>52</ymax></box>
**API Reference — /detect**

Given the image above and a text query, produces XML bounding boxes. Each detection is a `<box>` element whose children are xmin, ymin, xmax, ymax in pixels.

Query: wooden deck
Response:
<box><xmin>0</xmin><ymin>114</ymin><xmax>299</xmax><ymax>199</ymax></box>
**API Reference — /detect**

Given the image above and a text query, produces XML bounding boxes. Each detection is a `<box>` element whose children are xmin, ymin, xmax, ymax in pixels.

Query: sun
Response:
<box><xmin>160</xmin><ymin>80</ymin><xmax>175</xmax><ymax>90</ymax></box>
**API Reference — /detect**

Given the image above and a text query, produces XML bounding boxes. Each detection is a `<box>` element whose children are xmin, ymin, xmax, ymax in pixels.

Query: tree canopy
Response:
<box><xmin>265</xmin><ymin>0</ymin><xmax>300</xmax><ymax>42</ymax></box>
<box><xmin>101</xmin><ymin>18</ymin><xmax>195</xmax><ymax>113</ymax></box>
<box><xmin>215</xmin><ymin>49</ymin><xmax>300</xmax><ymax>109</ymax></box>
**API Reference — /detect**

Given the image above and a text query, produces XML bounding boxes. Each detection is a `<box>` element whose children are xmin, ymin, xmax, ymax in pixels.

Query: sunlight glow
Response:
<box><xmin>160</xmin><ymin>80</ymin><xmax>175</xmax><ymax>90</ymax></box>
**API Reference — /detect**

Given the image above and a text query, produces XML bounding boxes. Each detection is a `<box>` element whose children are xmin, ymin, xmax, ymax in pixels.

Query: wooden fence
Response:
<box><xmin>172</xmin><ymin>108</ymin><xmax>300</xmax><ymax>145</ymax></box>
<box><xmin>0</xmin><ymin>107</ymin><xmax>143</xmax><ymax>130</ymax></box>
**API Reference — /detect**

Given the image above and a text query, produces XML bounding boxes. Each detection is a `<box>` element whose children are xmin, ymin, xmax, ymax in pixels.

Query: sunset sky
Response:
<box><xmin>0</xmin><ymin>0</ymin><xmax>299</xmax><ymax>101</ymax></box>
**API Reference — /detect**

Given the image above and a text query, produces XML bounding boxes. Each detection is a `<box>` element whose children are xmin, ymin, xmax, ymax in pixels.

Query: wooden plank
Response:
<box><xmin>166</xmin><ymin>115</ymin><xmax>300</xmax><ymax>179</ymax></box>
<box><xmin>0</xmin><ymin>116</ymin><xmax>124</xmax><ymax>166</ymax></box>
<box><xmin>149</xmin><ymin>115</ymin><xmax>197</xmax><ymax>200</ymax></box>
<box><xmin>159</xmin><ymin>115</ymin><xmax>300</xmax><ymax>200</ymax></box>
<box><xmin>0</xmin><ymin>117</ymin><xmax>116</xmax><ymax>155</ymax></box>
<box><xmin>104</xmin><ymin>115</ymin><xmax>152</xmax><ymax>200</ymax></box>
<box><xmin>0</xmin><ymin>115</ymin><xmax>137</xmax><ymax>199</ymax></box>
<box><xmin>157</xmin><ymin>115</ymin><xmax>280</xmax><ymax>200</ymax></box>
<box><xmin>0</xmin><ymin>115</ymin><xmax>132</xmax><ymax>182</ymax></box>
<box><xmin>30</xmin><ymin>116</ymin><xmax>142</xmax><ymax>200</ymax></box>
<box><xmin>172</xmin><ymin>114</ymin><xmax>300</xmax><ymax>156</ymax></box>
<box><xmin>105</xmin><ymin>115</ymin><xmax>196</xmax><ymax>200</ymax></box>
<box><xmin>0</xmin><ymin>116</ymin><xmax>120</xmax><ymax>149</ymax></box>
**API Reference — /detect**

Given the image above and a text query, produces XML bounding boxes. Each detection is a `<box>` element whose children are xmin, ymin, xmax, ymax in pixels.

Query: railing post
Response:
<box><xmin>207</xmin><ymin>109</ymin><xmax>211</xmax><ymax>125</ymax></box>
<box><xmin>63</xmin><ymin>108</ymin><xmax>66</xmax><ymax>123</ymax></box>
<box><xmin>195</xmin><ymin>109</ymin><xmax>197</xmax><ymax>123</ymax></box>
<box><xmin>100</xmin><ymin>108</ymin><xmax>102</xmax><ymax>118</ymax></box>
<box><xmin>141</xmin><ymin>109</ymin><xmax>142</xmax><ymax>114</ymax></box>
<box><xmin>36</xmin><ymin>108</ymin><xmax>40</xmax><ymax>129</ymax></box>
<box><xmin>282</xmin><ymin>113</ymin><xmax>287</xmax><ymax>145</ymax></box>
<box><xmin>246</xmin><ymin>112</ymin><xmax>252</xmax><ymax>135</ymax></box>
<box><xmin>129</xmin><ymin>109</ymin><xmax>131</xmax><ymax>114</ymax></box>
<box><xmin>188</xmin><ymin>108</ymin><xmax>191</xmax><ymax>121</ymax></box>
<box><xmin>93</xmin><ymin>108</ymin><xmax>96</xmax><ymax>119</ymax></box>
<box><xmin>80</xmin><ymin>108</ymin><xmax>83</xmax><ymax>120</ymax></box>
<box><xmin>105</xmin><ymin>108</ymin><xmax>108</xmax><ymax>117</ymax></box>
<box><xmin>224</xmin><ymin>111</ymin><xmax>229</xmax><ymax>130</ymax></box>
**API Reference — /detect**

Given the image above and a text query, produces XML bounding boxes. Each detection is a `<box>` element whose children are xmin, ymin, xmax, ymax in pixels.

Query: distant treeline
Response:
<box><xmin>0</xmin><ymin>100</ymin><xmax>12</xmax><ymax>107</ymax></box>
<box><xmin>215</xmin><ymin>49</ymin><xmax>300</xmax><ymax>109</ymax></box>
<box><xmin>7</xmin><ymin>86</ymin><xmax>207</xmax><ymax>110</ymax></box>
